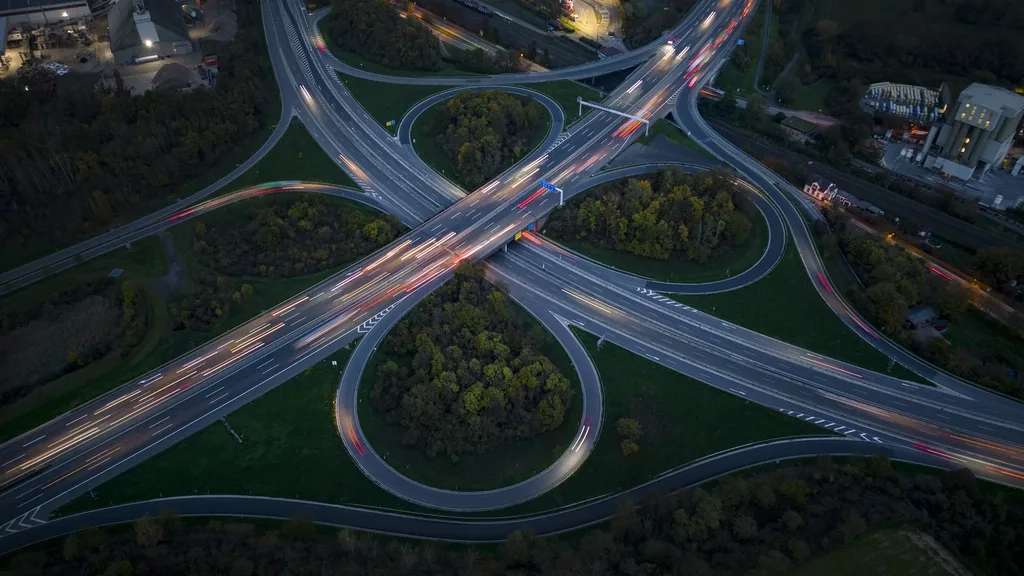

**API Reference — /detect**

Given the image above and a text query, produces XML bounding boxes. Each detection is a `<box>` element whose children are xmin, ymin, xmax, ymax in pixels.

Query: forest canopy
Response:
<box><xmin>0</xmin><ymin>0</ymin><xmax>274</xmax><ymax>267</ymax></box>
<box><xmin>192</xmin><ymin>194</ymin><xmax>403</xmax><ymax>279</ymax></box>
<box><xmin>432</xmin><ymin>91</ymin><xmax>548</xmax><ymax>190</ymax></box>
<box><xmin>546</xmin><ymin>168</ymin><xmax>755</xmax><ymax>262</ymax></box>
<box><xmin>370</xmin><ymin>264</ymin><xmax>574</xmax><ymax>459</ymax></box>
<box><xmin>322</xmin><ymin>0</ymin><xmax>443</xmax><ymax>71</ymax></box>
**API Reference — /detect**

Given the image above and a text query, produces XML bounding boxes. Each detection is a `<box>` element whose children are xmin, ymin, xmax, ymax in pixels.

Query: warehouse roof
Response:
<box><xmin>108</xmin><ymin>0</ymin><xmax>189</xmax><ymax>56</ymax></box>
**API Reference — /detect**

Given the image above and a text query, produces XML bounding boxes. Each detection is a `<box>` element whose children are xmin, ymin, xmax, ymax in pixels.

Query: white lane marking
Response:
<box><xmin>209</xmin><ymin>392</ymin><xmax>230</xmax><ymax>405</ymax></box>
<box><xmin>256</xmin><ymin>360</ymin><xmax>274</xmax><ymax>370</ymax></box>
<box><xmin>148</xmin><ymin>417</ymin><xmax>170</xmax><ymax>429</ymax></box>
<box><xmin>151</xmin><ymin>424</ymin><xmax>175</xmax><ymax>437</ymax></box>
<box><xmin>260</xmin><ymin>363</ymin><xmax>280</xmax><ymax>373</ymax></box>
<box><xmin>645</xmin><ymin>353</ymin><xmax>660</xmax><ymax>361</ymax></box>
<box><xmin>15</xmin><ymin>487</ymin><xmax>36</xmax><ymax>500</ymax></box>
<box><xmin>729</xmin><ymin>388</ymin><xmax>746</xmax><ymax>396</ymax></box>
<box><xmin>65</xmin><ymin>414</ymin><xmax>88</xmax><ymax>427</ymax></box>
<box><xmin>22</xmin><ymin>436</ymin><xmax>45</xmax><ymax>448</ymax></box>
<box><xmin>834</xmin><ymin>426</ymin><xmax>846</xmax><ymax>432</ymax></box>
<box><xmin>310</xmin><ymin>291</ymin><xmax>325</xmax><ymax>300</ymax></box>
<box><xmin>978</xmin><ymin>425</ymin><xmax>995</xmax><ymax>432</ymax></box>
<box><xmin>2</xmin><ymin>454</ymin><xmax>26</xmax><ymax>467</ymax></box>
<box><xmin>204</xmin><ymin>386</ymin><xmax>225</xmax><ymax>398</ymax></box>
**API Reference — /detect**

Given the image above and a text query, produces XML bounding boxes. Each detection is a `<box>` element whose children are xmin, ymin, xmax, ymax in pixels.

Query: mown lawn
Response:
<box><xmin>672</xmin><ymin>239</ymin><xmax>926</xmax><ymax>382</ymax></box>
<box><xmin>58</xmin><ymin>348</ymin><xmax>416</xmax><ymax>515</ymax></box>
<box><xmin>502</xmin><ymin>330</ymin><xmax>827</xmax><ymax>514</ymax></box>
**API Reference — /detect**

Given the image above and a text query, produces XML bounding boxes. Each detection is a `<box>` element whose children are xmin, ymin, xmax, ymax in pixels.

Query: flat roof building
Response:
<box><xmin>107</xmin><ymin>0</ymin><xmax>190</xmax><ymax>64</ymax></box>
<box><xmin>928</xmin><ymin>83</ymin><xmax>1024</xmax><ymax>181</ymax></box>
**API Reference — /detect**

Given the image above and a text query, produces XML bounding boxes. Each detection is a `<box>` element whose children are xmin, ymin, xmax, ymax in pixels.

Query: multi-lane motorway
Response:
<box><xmin>2</xmin><ymin>0</ymin><xmax>1024</xmax><ymax>552</ymax></box>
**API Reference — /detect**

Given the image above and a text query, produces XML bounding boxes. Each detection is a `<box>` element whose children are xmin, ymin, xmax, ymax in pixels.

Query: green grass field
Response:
<box><xmin>672</xmin><ymin>239</ymin><xmax>926</xmax><ymax>382</ymax></box>
<box><xmin>789</xmin><ymin>78</ymin><xmax>831</xmax><ymax>112</ymax></box>
<box><xmin>337</xmin><ymin>73</ymin><xmax>449</xmax><ymax>134</ymax></box>
<box><xmin>411</xmin><ymin>95</ymin><xmax>551</xmax><ymax>191</ymax></box>
<box><xmin>356</xmin><ymin>301</ymin><xmax>584</xmax><ymax>491</ymax></box>
<box><xmin>635</xmin><ymin>119</ymin><xmax>714</xmax><ymax>158</ymax></box>
<box><xmin>791</xmin><ymin>529</ymin><xmax>962</xmax><ymax>576</ymax></box>
<box><xmin>319</xmin><ymin>21</ymin><xmax>478</xmax><ymax>79</ymax></box>
<box><xmin>523</xmin><ymin>81</ymin><xmax>602</xmax><ymax>125</ymax></box>
<box><xmin>550</xmin><ymin>204</ymin><xmax>768</xmax><ymax>284</ymax></box>
<box><xmin>58</xmin><ymin>348</ymin><xmax>416</xmax><ymax>515</ymax></box>
<box><xmin>217</xmin><ymin>119</ymin><xmax>357</xmax><ymax>193</ymax></box>
<box><xmin>502</xmin><ymin>330</ymin><xmax>827</xmax><ymax>514</ymax></box>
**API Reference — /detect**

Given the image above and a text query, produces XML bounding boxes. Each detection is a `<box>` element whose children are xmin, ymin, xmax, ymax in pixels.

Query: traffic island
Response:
<box><xmin>409</xmin><ymin>90</ymin><xmax>552</xmax><ymax>190</ymax></box>
<box><xmin>544</xmin><ymin>167</ymin><xmax>770</xmax><ymax>284</ymax></box>
<box><xmin>355</xmin><ymin>264</ymin><xmax>585</xmax><ymax>491</ymax></box>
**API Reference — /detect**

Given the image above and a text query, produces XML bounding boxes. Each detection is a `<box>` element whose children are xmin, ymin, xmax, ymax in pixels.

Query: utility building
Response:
<box><xmin>107</xmin><ymin>0</ymin><xmax>190</xmax><ymax>64</ymax></box>
<box><xmin>926</xmin><ymin>83</ymin><xmax>1024</xmax><ymax>181</ymax></box>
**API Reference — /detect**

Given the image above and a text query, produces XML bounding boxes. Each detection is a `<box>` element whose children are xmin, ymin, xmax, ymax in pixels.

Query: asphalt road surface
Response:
<box><xmin>3</xmin><ymin>0</ymin><xmax>1024</xmax><ymax>550</ymax></box>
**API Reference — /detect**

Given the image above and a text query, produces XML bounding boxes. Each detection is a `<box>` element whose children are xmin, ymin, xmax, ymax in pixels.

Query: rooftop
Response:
<box><xmin>781</xmin><ymin>115</ymin><xmax>816</xmax><ymax>134</ymax></box>
<box><xmin>954</xmin><ymin>83</ymin><xmax>1024</xmax><ymax>131</ymax></box>
<box><xmin>108</xmin><ymin>0</ymin><xmax>189</xmax><ymax>56</ymax></box>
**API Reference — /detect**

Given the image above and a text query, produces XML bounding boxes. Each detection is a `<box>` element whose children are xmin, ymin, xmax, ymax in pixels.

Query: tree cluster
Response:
<box><xmin>546</xmin><ymin>168</ymin><xmax>755</xmax><ymax>262</ymax></box>
<box><xmin>11</xmin><ymin>457</ymin><xmax>1024</xmax><ymax>576</ymax></box>
<box><xmin>169</xmin><ymin>273</ymin><xmax>254</xmax><ymax>333</ymax></box>
<box><xmin>433</xmin><ymin>91</ymin><xmax>547</xmax><ymax>190</ymax></box>
<box><xmin>971</xmin><ymin>247</ymin><xmax>1024</xmax><ymax>300</ymax></box>
<box><xmin>0</xmin><ymin>0</ymin><xmax>274</xmax><ymax>262</ymax></box>
<box><xmin>820</xmin><ymin>208</ymin><xmax>1024</xmax><ymax>399</ymax></box>
<box><xmin>0</xmin><ymin>279</ymin><xmax>147</xmax><ymax>406</ymax></box>
<box><xmin>192</xmin><ymin>195</ymin><xmax>402</xmax><ymax>279</ymax></box>
<box><xmin>621</xmin><ymin>0</ymin><xmax>696</xmax><ymax>48</ymax></box>
<box><xmin>370</xmin><ymin>264</ymin><xmax>574</xmax><ymax>459</ymax></box>
<box><xmin>323</xmin><ymin>0</ymin><xmax>443</xmax><ymax>71</ymax></box>
<box><xmin>617</xmin><ymin>417</ymin><xmax>642</xmax><ymax>456</ymax></box>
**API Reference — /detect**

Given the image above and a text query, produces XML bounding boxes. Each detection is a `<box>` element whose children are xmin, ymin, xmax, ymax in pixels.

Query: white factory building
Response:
<box><xmin>924</xmin><ymin>83</ymin><xmax>1024</xmax><ymax>181</ymax></box>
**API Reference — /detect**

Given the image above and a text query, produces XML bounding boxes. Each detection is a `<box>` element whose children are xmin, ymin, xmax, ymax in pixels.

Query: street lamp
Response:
<box><xmin>144</xmin><ymin>40</ymin><xmax>153</xmax><ymax>48</ymax></box>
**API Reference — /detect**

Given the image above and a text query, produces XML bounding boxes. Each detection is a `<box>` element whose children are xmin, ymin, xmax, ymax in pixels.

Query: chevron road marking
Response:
<box><xmin>778</xmin><ymin>408</ymin><xmax>882</xmax><ymax>443</ymax></box>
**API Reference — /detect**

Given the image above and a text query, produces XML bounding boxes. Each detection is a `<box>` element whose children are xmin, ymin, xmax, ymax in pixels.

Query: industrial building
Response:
<box><xmin>1</xmin><ymin>0</ymin><xmax>91</xmax><ymax>49</ymax></box>
<box><xmin>107</xmin><ymin>0</ymin><xmax>190</xmax><ymax>64</ymax></box>
<box><xmin>923</xmin><ymin>83</ymin><xmax>1024</xmax><ymax>181</ymax></box>
<box><xmin>864</xmin><ymin>82</ymin><xmax>949</xmax><ymax>123</ymax></box>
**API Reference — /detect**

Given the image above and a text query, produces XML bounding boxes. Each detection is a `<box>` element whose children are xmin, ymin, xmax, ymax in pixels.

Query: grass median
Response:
<box><xmin>499</xmin><ymin>329</ymin><xmax>827</xmax><ymax>514</ymax></box>
<box><xmin>671</xmin><ymin>239</ymin><xmax>927</xmax><ymax>382</ymax></box>
<box><xmin>636</xmin><ymin>119</ymin><xmax>715</xmax><ymax>158</ymax></box>
<box><xmin>216</xmin><ymin>119</ymin><xmax>358</xmax><ymax>193</ymax></box>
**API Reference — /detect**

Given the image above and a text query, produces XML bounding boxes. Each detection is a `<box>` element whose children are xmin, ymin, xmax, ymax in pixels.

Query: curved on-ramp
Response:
<box><xmin>334</xmin><ymin>266</ymin><xmax>603</xmax><ymax>511</ymax></box>
<box><xmin>0</xmin><ymin>437</ymin><xmax>949</xmax><ymax>555</ymax></box>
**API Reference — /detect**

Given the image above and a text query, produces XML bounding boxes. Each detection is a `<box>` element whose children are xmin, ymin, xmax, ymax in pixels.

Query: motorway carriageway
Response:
<box><xmin>0</xmin><ymin>0</ymin><xmax>743</xmax><ymax>521</ymax></box>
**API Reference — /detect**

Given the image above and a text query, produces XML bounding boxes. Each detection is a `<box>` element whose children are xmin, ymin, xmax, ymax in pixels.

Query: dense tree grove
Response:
<box><xmin>370</xmin><ymin>264</ymin><xmax>574</xmax><ymax>459</ymax></box>
<box><xmin>0</xmin><ymin>0</ymin><xmax>274</xmax><ymax>264</ymax></box>
<box><xmin>819</xmin><ymin>208</ymin><xmax>1024</xmax><ymax>399</ymax></box>
<box><xmin>433</xmin><ymin>91</ymin><xmax>547</xmax><ymax>190</ymax></box>
<box><xmin>0</xmin><ymin>280</ymin><xmax>147</xmax><ymax>407</ymax></box>
<box><xmin>323</xmin><ymin>0</ymin><xmax>443</xmax><ymax>71</ymax></box>
<box><xmin>622</xmin><ymin>0</ymin><xmax>696</xmax><ymax>48</ymax></box>
<box><xmin>546</xmin><ymin>169</ymin><xmax>755</xmax><ymax>262</ymax></box>
<box><xmin>192</xmin><ymin>195</ymin><xmax>402</xmax><ymax>279</ymax></box>
<box><xmin>8</xmin><ymin>458</ymin><xmax>1024</xmax><ymax>576</ymax></box>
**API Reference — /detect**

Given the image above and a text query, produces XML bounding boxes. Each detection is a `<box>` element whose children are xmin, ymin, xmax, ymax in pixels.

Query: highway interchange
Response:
<box><xmin>2</xmin><ymin>0</ymin><xmax>1024</xmax><ymax>553</ymax></box>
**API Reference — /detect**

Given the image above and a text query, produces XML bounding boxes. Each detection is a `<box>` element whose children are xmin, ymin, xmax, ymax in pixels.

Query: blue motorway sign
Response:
<box><xmin>527</xmin><ymin>222</ymin><xmax>536</xmax><ymax>231</ymax></box>
<box><xmin>540</xmin><ymin>179</ymin><xmax>557</xmax><ymax>192</ymax></box>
